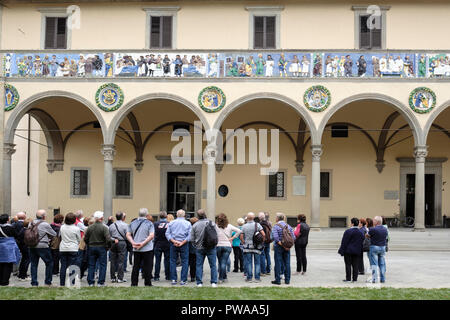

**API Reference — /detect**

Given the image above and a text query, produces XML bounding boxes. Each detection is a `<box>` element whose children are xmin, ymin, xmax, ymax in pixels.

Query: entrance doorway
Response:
<box><xmin>405</xmin><ymin>174</ymin><xmax>436</xmax><ymax>226</ymax></box>
<box><xmin>167</xmin><ymin>172</ymin><xmax>196</xmax><ymax>218</ymax></box>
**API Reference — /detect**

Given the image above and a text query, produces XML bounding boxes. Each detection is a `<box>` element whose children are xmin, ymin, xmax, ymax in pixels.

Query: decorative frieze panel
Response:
<box><xmin>4</xmin><ymin>51</ymin><xmax>450</xmax><ymax>79</ymax></box>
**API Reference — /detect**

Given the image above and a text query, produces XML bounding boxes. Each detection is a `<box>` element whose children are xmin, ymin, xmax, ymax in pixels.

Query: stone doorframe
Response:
<box><xmin>397</xmin><ymin>157</ymin><xmax>447</xmax><ymax>227</ymax></box>
<box><xmin>156</xmin><ymin>155</ymin><xmax>202</xmax><ymax>214</ymax></box>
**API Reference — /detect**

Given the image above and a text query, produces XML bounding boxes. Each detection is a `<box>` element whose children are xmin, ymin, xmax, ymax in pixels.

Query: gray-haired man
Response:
<box><xmin>109</xmin><ymin>211</ymin><xmax>128</xmax><ymax>283</ymax></box>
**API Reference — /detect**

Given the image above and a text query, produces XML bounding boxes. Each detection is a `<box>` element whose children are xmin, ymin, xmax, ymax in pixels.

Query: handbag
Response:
<box><xmin>363</xmin><ymin>237</ymin><xmax>370</xmax><ymax>252</ymax></box>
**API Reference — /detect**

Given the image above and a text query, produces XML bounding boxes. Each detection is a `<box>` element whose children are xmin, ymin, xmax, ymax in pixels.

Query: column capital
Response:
<box><xmin>414</xmin><ymin>145</ymin><xmax>428</xmax><ymax>163</ymax></box>
<box><xmin>101</xmin><ymin>144</ymin><xmax>116</xmax><ymax>161</ymax></box>
<box><xmin>310</xmin><ymin>144</ymin><xmax>323</xmax><ymax>162</ymax></box>
<box><xmin>204</xmin><ymin>145</ymin><xmax>217</xmax><ymax>165</ymax></box>
<box><xmin>3</xmin><ymin>143</ymin><xmax>16</xmax><ymax>160</ymax></box>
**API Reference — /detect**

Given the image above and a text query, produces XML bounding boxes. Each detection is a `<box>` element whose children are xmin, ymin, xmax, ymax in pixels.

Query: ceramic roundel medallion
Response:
<box><xmin>95</xmin><ymin>83</ymin><xmax>124</xmax><ymax>112</ymax></box>
<box><xmin>4</xmin><ymin>84</ymin><xmax>19</xmax><ymax>111</ymax></box>
<box><xmin>303</xmin><ymin>85</ymin><xmax>331</xmax><ymax>112</ymax></box>
<box><xmin>198</xmin><ymin>86</ymin><xmax>226</xmax><ymax>113</ymax></box>
<box><xmin>409</xmin><ymin>87</ymin><xmax>436</xmax><ymax>114</ymax></box>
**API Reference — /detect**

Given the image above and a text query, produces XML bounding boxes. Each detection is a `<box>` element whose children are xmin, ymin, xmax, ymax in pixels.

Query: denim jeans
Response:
<box><xmin>195</xmin><ymin>247</ymin><xmax>218</xmax><ymax>285</ymax></box>
<box><xmin>244</xmin><ymin>252</ymin><xmax>261</xmax><ymax>280</ymax></box>
<box><xmin>29</xmin><ymin>247</ymin><xmax>53</xmax><ymax>286</ymax></box>
<box><xmin>274</xmin><ymin>245</ymin><xmax>291</xmax><ymax>283</ymax></box>
<box><xmin>87</xmin><ymin>247</ymin><xmax>107</xmax><ymax>285</ymax></box>
<box><xmin>216</xmin><ymin>246</ymin><xmax>232</xmax><ymax>281</ymax></box>
<box><xmin>369</xmin><ymin>245</ymin><xmax>386</xmax><ymax>282</ymax></box>
<box><xmin>154</xmin><ymin>246</ymin><xmax>170</xmax><ymax>280</ymax></box>
<box><xmin>59</xmin><ymin>252</ymin><xmax>78</xmax><ymax>286</ymax></box>
<box><xmin>260</xmin><ymin>243</ymin><xmax>271</xmax><ymax>274</ymax></box>
<box><xmin>169</xmin><ymin>243</ymin><xmax>189</xmax><ymax>282</ymax></box>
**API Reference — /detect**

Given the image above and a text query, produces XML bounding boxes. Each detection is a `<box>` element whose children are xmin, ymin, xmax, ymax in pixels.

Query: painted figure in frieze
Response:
<box><xmin>104</xmin><ymin>53</ymin><xmax>113</xmax><ymax>77</ymax></box>
<box><xmin>289</xmin><ymin>55</ymin><xmax>300</xmax><ymax>77</ymax></box>
<box><xmin>33</xmin><ymin>55</ymin><xmax>42</xmax><ymax>76</ymax></box>
<box><xmin>49</xmin><ymin>55</ymin><xmax>58</xmax><ymax>77</ymax></box>
<box><xmin>227</xmin><ymin>58</ymin><xmax>239</xmax><ymax>77</ymax></box>
<box><xmin>300</xmin><ymin>55</ymin><xmax>310</xmax><ymax>77</ymax></box>
<box><xmin>163</xmin><ymin>54</ymin><xmax>171</xmax><ymax>76</ymax></box>
<box><xmin>394</xmin><ymin>56</ymin><xmax>404</xmax><ymax>74</ymax></box>
<box><xmin>56</xmin><ymin>62</ymin><xmax>65</xmax><ymax>77</ymax></box>
<box><xmin>69</xmin><ymin>60</ymin><xmax>78</xmax><ymax>77</ymax></box>
<box><xmin>403</xmin><ymin>56</ymin><xmax>413</xmax><ymax>77</ymax></box>
<box><xmin>17</xmin><ymin>58</ymin><xmax>27</xmax><ymax>77</ymax></box>
<box><xmin>62</xmin><ymin>57</ymin><xmax>71</xmax><ymax>77</ymax></box>
<box><xmin>379</xmin><ymin>55</ymin><xmax>387</xmax><ymax>73</ymax></box>
<box><xmin>325</xmin><ymin>55</ymin><xmax>333</xmax><ymax>77</ymax></box>
<box><xmin>148</xmin><ymin>54</ymin><xmax>157</xmax><ymax>77</ymax></box>
<box><xmin>255</xmin><ymin>54</ymin><xmax>265</xmax><ymax>76</ymax></box>
<box><xmin>208</xmin><ymin>53</ymin><xmax>218</xmax><ymax>77</ymax></box>
<box><xmin>313</xmin><ymin>54</ymin><xmax>322</xmax><ymax>76</ymax></box>
<box><xmin>174</xmin><ymin>54</ymin><xmax>183</xmax><ymax>77</ymax></box>
<box><xmin>78</xmin><ymin>55</ymin><xmax>86</xmax><ymax>77</ymax></box>
<box><xmin>331</xmin><ymin>56</ymin><xmax>339</xmax><ymax>77</ymax></box>
<box><xmin>344</xmin><ymin>55</ymin><xmax>353</xmax><ymax>77</ymax></box>
<box><xmin>239</xmin><ymin>63</ymin><xmax>247</xmax><ymax>77</ymax></box>
<box><xmin>418</xmin><ymin>54</ymin><xmax>426</xmax><ymax>77</ymax></box>
<box><xmin>137</xmin><ymin>56</ymin><xmax>148</xmax><ymax>76</ymax></box>
<box><xmin>338</xmin><ymin>56</ymin><xmax>345</xmax><ymax>76</ymax></box>
<box><xmin>387</xmin><ymin>55</ymin><xmax>395</xmax><ymax>73</ymax></box>
<box><xmin>265</xmin><ymin>55</ymin><xmax>274</xmax><ymax>77</ymax></box>
<box><xmin>4</xmin><ymin>54</ymin><xmax>11</xmax><ymax>77</ymax></box>
<box><xmin>278</xmin><ymin>53</ymin><xmax>288</xmax><ymax>77</ymax></box>
<box><xmin>357</xmin><ymin>55</ymin><xmax>367</xmax><ymax>77</ymax></box>
<box><xmin>92</xmin><ymin>55</ymin><xmax>103</xmax><ymax>77</ymax></box>
<box><xmin>25</xmin><ymin>56</ymin><xmax>33</xmax><ymax>76</ymax></box>
<box><xmin>245</xmin><ymin>61</ymin><xmax>253</xmax><ymax>77</ymax></box>
<box><xmin>372</xmin><ymin>56</ymin><xmax>380</xmax><ymax>77</ymax></box>
<box><xmin>246</xmin><ymin>56</ymin><xmax>256</xmax><ymax>76</ymax></box>
<box><xmin>155</xmin><ymin>54</ymin><xmax>163</xmax><ymax>77</ymax></box>
<box><xmin>42</xmin><ymin>55</ymin><xmax>50</xmax><ymax>77</ymax></box>
<box><xmin>85</xmin><ymin>56</ymin><xmax>94</xmax><ymax>76</ymax></box>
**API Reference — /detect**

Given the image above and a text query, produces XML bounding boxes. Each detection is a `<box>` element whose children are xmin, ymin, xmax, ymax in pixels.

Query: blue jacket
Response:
<box><xmin>338</xmin><ymin>227</ymin><xmax>365</xmax><ymax>256</ymax></box>
<box><xmin>0</xmin><ymin>237</ymin><xmax>21</xmax><ymax>264</ymax></box>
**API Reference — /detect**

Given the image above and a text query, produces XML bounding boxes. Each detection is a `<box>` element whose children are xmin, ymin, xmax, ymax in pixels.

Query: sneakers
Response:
<box><xmin>153</xmin><ymin>278</ymin><xmax>160</xmax><ymax>282</ymax></box>
<box><xmin>111</xmin><ymin>278</ymin><xmax>117</xmax><ymax>283</ymax></box>
<box><xmin>98</xmin><ymin>283</ymin><xmax>106</xmax><ymax>287</ymax></box>
<box><xmin>89</xmin><ymin>284</ymin><xmax>95</xmax><ymax>287</ymax></box>
<box><xmin>197</xmin><ymin>284</ymin><xmax>203</xmax><ymax>287</ymax></box>
<box><xmin>245</xmin><ymin>278</ymin><xmax>252</xmax><ymax>282</ymax></box>
<box><xmin>117</xmin><ymin>279</ymin><xmax>127</xmax><ymax>283</ymax></box>
<box><xmin>171</xmin><ymin>280</ymin><xmax>177</xmax><ymax>285</ymax></box>
<box><xmin>18</xmin><ymin>277</ymin><xmax>31</xmax><ymax>282</ymax></box>
<box><xmin>271</xmin><ymin>280</ymin><xmax>281</xmax><ymax>285</ymax></box>
<box><xmin>211</xmin><ymin>283</ymin><xmax>217</xmax><ymax>288</ymax></box>
<box><xmin>253</xmin><ymin>279</ymin><xmax>261</xmax><ymax>283</ymax></box>
<box><xmin>180</xmin><ymin>281</ymin><xmax>187</xmax><ymax>286</ymax></box>
<box><xmin>44</xmin><ymin>284</ymin><xmax>56</xmax><ymax>288</ymax></box>
<box><xmin>218</xmin><ymin>280</ymin><xmax>224</xmax><ymax>284</ymax></box>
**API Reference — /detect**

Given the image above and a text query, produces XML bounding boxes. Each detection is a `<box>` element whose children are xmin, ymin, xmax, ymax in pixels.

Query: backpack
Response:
<box><xmin>24</xmin><ymin>220</ymin><xmax>45</xmax><ymax>247</ymax></box>
<box><xmin>252</xmin><ymin>223</ymin><xmax>264</xmax><ymax>249</ymax></box>
<box><xmin>202</xmin><ymin>221</ymin><xmax>218</xmax><ymax>249</ymax></box>
<box><xmin>261</xmin><ymin>221</ymin><xmax>272</xmax><ymax>244</ymax></box>
<box><xmin>278</xmin><ymin>223</ymin><xmax>295</xmax><ymax>249</ymax></box>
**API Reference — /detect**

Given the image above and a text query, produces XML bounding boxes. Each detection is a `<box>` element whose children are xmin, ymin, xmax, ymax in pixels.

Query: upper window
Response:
<box><xmin>320</xmin><ymin>171</ymin><xmax>332</xmax><ymax>199</ymax></box>
<box><xmin>113</xmin><ymin>169</ymin><xmax>133</xmax><ymax>198</ymax></box>
<box><xmin>267</xmin><ymin>170</ymin><xmax>286</xmax><ymax>200</ymax></box>
<box><xmin>352</xmin><ymin>5</ymin><xmax>390</xmax><ymax>50</ymax></box>
<box><xmin>71</xmin><ymin>168</ymin><xmax>90</xmax><ymax>198</ymax></box>
<box><xmin>45</xmin><ymin>17</ymin><xmax>67</xmax><ymax>49</ymax></box>
<box><xmin>150</xmin><ymin>16</ymin><xmax>173</xmax><ymax>48</ymax></box>
<box><xmin>253</xmin><ymin>16</ymin><xmax>276</xmax><ymax>49</ymax></box>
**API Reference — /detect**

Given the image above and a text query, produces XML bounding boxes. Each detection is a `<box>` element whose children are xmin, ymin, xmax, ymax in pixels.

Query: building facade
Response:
<box><xmin>1</xmin><ymin>0</ymin><xmax>449</xmax><ymax>229</ymax></box>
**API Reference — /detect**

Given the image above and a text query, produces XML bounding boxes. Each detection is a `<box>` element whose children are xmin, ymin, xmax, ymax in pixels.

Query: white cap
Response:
<box><xmin>93</xmin><ymin>211</ymin><xmax>104</xmax><ymax>219</ymax></box>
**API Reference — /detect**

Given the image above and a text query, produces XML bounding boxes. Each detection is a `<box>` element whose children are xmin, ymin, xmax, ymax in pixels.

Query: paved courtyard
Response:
<box><xmin>9</xmin><ymin>229</ymin><xmax>450</xmax><ymax>289</ymax></box>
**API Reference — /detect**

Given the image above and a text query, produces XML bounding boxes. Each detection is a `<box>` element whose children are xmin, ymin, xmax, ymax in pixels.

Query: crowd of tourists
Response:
<box><xmin>0</xmin><ymin>208</ymin><xmax>388</xmax><ymax>287</ymax></box>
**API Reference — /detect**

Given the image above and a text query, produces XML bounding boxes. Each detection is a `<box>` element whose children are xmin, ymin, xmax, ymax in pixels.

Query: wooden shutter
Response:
<box><xmin>265</xmin><ymin>16</ymin><xmax>276</xmax><ymax>48</ymax></box>
<box><xmin>359</xmin><ymin>15</ymin><xmax>371</xmax><ymax>49</ymax></box>
<box><xmin>115</xmin><ymin>170</ymin><xmax>130</xmax><ymax>196</ymax></box>
<box><xmin>56</xmin><ymin>17</ymin><xmax>67</xmax><ymax>49</ymax></box>
<box><xmin>254</xmin><ymin>16</ymin><xmax>264</xmax><ymax>48</ymax></box>
<box><xmin>320</xmin><ymin>172</ymin><xmax>330</xmax><ymax>198</ymax></box>
<box><xmin>45</xmin><ymin>17</ymin><xmax>57</xmax><ymax>49</ymax></box>
<box><xmin>162</xmin><ymin>16</ymin><xmax>172</xmax><ymax>48</ymax></box>
<box><xmin>150</xmin><ymin>16</ymin><xmax>161</xmax><ymax>48</ymax></box>
<box><xmin>371</xmin><ymin>15</ymin><xmax>382</xmax><ymax>49</ymax></box>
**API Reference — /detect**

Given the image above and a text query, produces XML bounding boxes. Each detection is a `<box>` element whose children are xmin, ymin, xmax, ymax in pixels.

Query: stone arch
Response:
<box><xmin>106</xmin><ymin>93</ymin><xmax>211</xmax><ymax>145</ymax></box>
<box><xmin>423</xmin><ymin>100</ymin><xmax>450</xmax><ymax>143</ymax></box>
<box><xmin>317</xmin><ymin>93</ymin><xmax>424</xmax><ymax>146</ymax></box>
<box><xmin>4</xmin><ymin>90</ymin><xmax>108</xmax><ymax>144</ymax></box>
<box><xmin>212</xmin><ymin>92</ymin><xmax>319</xmax><ymax>145</ymax></box>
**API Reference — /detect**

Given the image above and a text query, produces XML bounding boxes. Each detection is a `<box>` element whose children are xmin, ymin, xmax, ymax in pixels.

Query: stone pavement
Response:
<box><xmin>9</xmin><ymin>229</ymin><xmax>450</xmax><ymax>289</ymax></box>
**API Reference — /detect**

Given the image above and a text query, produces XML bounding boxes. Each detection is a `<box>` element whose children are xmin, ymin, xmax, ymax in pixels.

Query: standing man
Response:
<box><xmin>191</xmin><ymin>209</ymin><xmax>218</xmax><ymax>287</ymax></box>
<box><xmin>165</xmin><ymin>209</ymin><xmax>192</xmax><ymax>286</ymax></box>
<box><xmin>240</xmin><ymin>212</ymin><xmax>265</xmax><ymax>283</ymax></box>
<box><xmin>258</xmin><ymin>212</ymin><xmax>272</xmax><ymax>276</ymax></box>
<box><xmin>153</xmin><ymin>211</ymin><xmax>170</xmax><ymax>282</ymax></box>
<box><xmin>28</xmin><ymin>209</ymin><xmax>56</xmax><ymax>287</ymax></box>
<box><xmin>367</xmin><ymin>216</ymin><xmax>388</xmax><ymax>283</ymax></box>
<box><xmin>109</xmin><ymin>211</ymin><xmax>128</xmax><ymax>283</ymax></box>
<box><xmin>84</xmin><ymin>211</ymin><xmax>111</xmax><ymax>287</ymax></box>
<box><xmin>74</xmin><ymin>210</ymin><xmax>86</xmax><ymax>272</ymax></box>
<box><xmin>12</xmin><ymin>212</ymin><xmax>30</xmax><ymax>281</ymax></box>
<box><xmin>127</xmin><ymin>208</ymin><xmax>154</xmax><ymax>287</ymax></box>
<box><xmin>271</xmin><ymin>213</ymin><xmax>295</xmax><ymax>285</ymax></box>
<box><xmin>338</xmin><ymin>217</ymin><xmax>365</xmax><ymax>283</ymax></box>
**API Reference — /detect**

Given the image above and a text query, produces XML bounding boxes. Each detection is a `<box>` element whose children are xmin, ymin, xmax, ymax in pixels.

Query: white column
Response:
<box><xmin>3</xmin><ymin>143</ymin><xmax>16</xmax><ymax>215</ymax></box>
<box><xmin>205</xmin><ymin>145</ymin><xmax>216</xmax><ymax>221</ymax></box>
<box><xmin>0</xmin><ymin>63</ymin><xmax>4</xmax><ymax>214</ymax></box>
<box><xmin>310</xmin><ymin>145</ymin><xmax>322</xmax><ymax>230</ymax></box>
<box><xmin>414</xmin><ymin>146</ymin><xmax>427</xmax><ymax>231</ymax></box>
<box><xmin>101</xmin><ymin>144</ymin><xmax>115</xmax><ymax>219</ymax></box>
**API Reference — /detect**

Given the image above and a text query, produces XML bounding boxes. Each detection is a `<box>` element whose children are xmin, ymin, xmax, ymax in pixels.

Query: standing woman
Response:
<box><xmin>50</xmin><ymin>214</ymin><xmax>64</xmax><ymax>276</ymax></box>
<box><xmin>59</xmin><ymin>212</ymin><xmax>81</xmax><ymax>286</ymax></box>
<box><xmin>365</xmin><ymin>218</ymin><xmax>374</xmax><ymax>274</ymax></box>
<box><xmin>0</xmin><ymin>214</ymin><xmax>20</xmax><ymax>286</ymax></box>
<box><xmin>232</xmin><ymin>218</ymin><xmax>245</xmax><ymax>273</ymax></box>
<box><xmin>215</xmin><ymin>213</ymin><xmax>241</xmax><ymax>284</ymax></box>
<box><xmin>188</xmin><ymin>217</ymin><xmax>199</xmax><ymax>282</ymax></box>
<box><xmin>294</xmin><ymin>214</ymin><xmax>310</xmax><ymax>275</ymax></box>
<box><xmin>358</xmin><ymin>218</ymin><xmax>369</xmax><ymax>275</ymax></box>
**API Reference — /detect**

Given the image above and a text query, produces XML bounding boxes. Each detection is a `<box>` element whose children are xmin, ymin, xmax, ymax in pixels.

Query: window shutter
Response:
<box><xmin>45</xmin><ymin>17</ymin><xmax>57</xmax><ymax>49</ymax></box>
<box><xmin>371</xmin><ymin>26</ymin><xmax>382</xmax><ymax>49</ymax></box>
<box><xmin>116</xmin><ymin>170</ymin><xmax>131</xmax><ymax>196</ymax></box>
<box><xmin>265</xmin><ymin>16</ymin><xmax>276</xmax><ymax>48</ymax></box>
<box><xmin>162</xmin><ymin>16</ymin><xmax>172</xmax><ymax>48</ymax></box>
<box><xmin>254</xmin><ymin>16</ymin><xmax>264</xmax><ymax>48</ymax></box>
<box><xmin>320</xmin><ymin>172</ymin><xmax>330</xmax><ymax>198</ymax></box>
<box><xmin>359</xmin><ymin>15</ymin><xmax>371</xmax><ymax>49</ymax></box>
<box><xmin>56</xmin><ymin>17</ymin><xmax>67</xmax><ymax>49</ymax></box>
<box><xmin>150</xmin><ymin>16</ymin><xmax>161</xmax><ymax>48</ymax></box>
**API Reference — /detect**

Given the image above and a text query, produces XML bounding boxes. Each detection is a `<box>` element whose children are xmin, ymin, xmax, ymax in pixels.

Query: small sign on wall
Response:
<box><xmin>293</xmin><ymin>175</ymin><xmax>306</xmax><ymax>196</ymax></box>
<box><xmin>384</xmin><ymin>190</ymin><xmax>399</xmax><ymax>200</ymax></box>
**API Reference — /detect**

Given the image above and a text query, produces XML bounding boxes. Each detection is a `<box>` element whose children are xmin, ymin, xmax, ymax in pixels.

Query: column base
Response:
<box><xmin>310</xmin><ymin>227</ymin><xmax>321</xmax><ymax>232</ymax></box>
<box><xmin>413</xmin><ymin>227</ymin><xmax>426</xmax><ymax>232</ymax></box>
